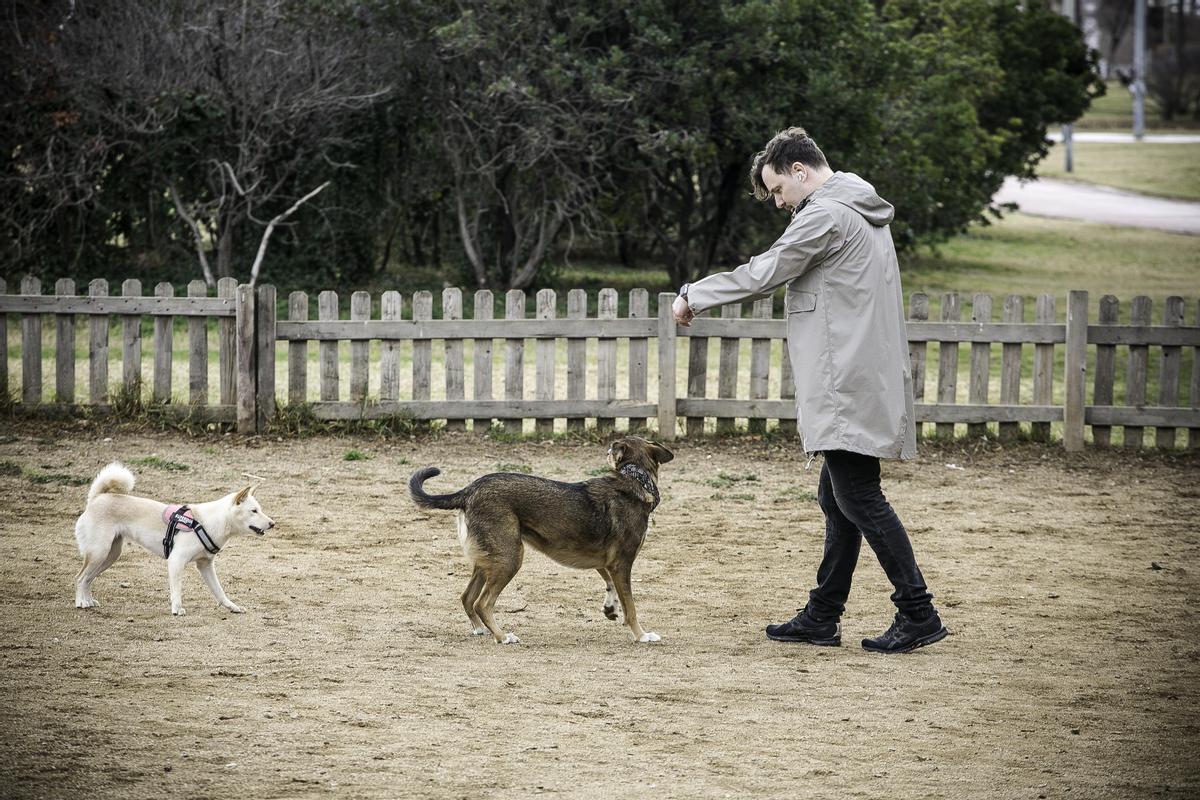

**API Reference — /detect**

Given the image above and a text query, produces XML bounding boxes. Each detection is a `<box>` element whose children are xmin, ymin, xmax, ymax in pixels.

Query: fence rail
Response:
<box><xmin>3</xmin><ymin>279</ymin><xmax>1198</xmax><ymax>450</ymax></box>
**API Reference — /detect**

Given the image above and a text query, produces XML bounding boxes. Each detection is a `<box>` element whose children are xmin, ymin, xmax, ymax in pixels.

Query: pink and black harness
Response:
<box><xmin>161</xmin><ymin>504</ymin><xmax>220</xmax><ymax>559</ymax></box>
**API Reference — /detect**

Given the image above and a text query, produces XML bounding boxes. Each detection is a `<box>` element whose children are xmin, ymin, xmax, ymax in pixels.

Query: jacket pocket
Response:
<box><xmin>785</xmin><ymin>290</ymin><xmax>817</xmax><ymax>314</ymax></box>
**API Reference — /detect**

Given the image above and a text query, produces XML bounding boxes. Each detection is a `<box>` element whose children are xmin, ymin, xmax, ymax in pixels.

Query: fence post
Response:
<box><xmin>535</xmin><ymin>288</ymin><xmax>556</xmax><ymax>436</ymax></box>
<box><xmin>89</xmin><ymin>279</ymin><xmax>109</xmax><ymax>405</ymax></box>
<box><xmin>1064</xmin><ymin>290</ymin><xmax>1088</xmax><ymax>452</ymax></box>
<box><xmin>1191</xmin><ymin>300</ymin><xmax>1200</xmax><ymax>450</ymax></box>
<box><xmin>0</xmin><ymin>278</ymin><xmax>6</xmax><ymax>400</ymax></box>
<box><xmin>21</xmin><ymin>275</ymin><xmax>41</xmax><ymax>405</ymax></box>
<box><xmin>121</xmin><ymin>279</ymin><xmax>142</xmax><ymax>399</ymax></box>
<box><xmin>189</xmin><ymin>281</ymin><xmax>210</xmax><ymax>406</ymax></box>
<box><xmin>55</xmin><ymin>278</ymin><xmax>76</xmax><ymax>405</ymax></box>
<box><xmin>937</xmin><ymin>292</ymin><xmax>961</xmax><ymax>440</ymax></box>
<box><xmin>256</xmin><ymin>284</ymin><xmax>276</xmax><ymax>433</ymax></box>
<box><xmin>657</xmin><ymin>292</ymin><xmax>677</xmax><ymax>441</ymax></box>
<box><xmin>153</xmin><ymin>282</ymin><xmax>174</xmax><ymax>404</ymax></box>
<box><xmin>1156</xmin><ymin>296</ymin><xmax>1184</xmax><ymax>449</ymax></box>
<box><xmin>236</xmin><ymin>284</ymin><xmax>256</xmax><ymax>434</ymax></box>
<box><xmin>1091</xmin><ymin>295</ymin><xmax>1119</xmax><ymax>447</ymax></box>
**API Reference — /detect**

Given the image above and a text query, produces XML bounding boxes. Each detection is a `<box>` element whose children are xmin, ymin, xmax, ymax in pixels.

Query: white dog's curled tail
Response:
<box><xmin>88</xmin><ymin>462</ymin><xmax>135</xmax><ymax>502</ymax></box>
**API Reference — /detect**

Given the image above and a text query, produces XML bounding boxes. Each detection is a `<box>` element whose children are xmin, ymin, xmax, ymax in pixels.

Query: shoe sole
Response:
<box><xmin>766</xmin><ymin>633</ymin><xmax>842</xmax><ymax>646</ymax></box>
<box><xmin>861</xmin><ymin>626</ymin><xmax>949</xmax><ymax>654</ymax></box>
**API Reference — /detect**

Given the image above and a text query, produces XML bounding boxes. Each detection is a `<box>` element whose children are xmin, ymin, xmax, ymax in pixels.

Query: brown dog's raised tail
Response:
<box><xmin>409</xmin><ymin>467</ymin><xmax>467</xmax><ymax>510</ymax></box>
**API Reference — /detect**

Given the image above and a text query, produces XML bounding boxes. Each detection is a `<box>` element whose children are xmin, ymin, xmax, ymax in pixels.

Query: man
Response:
<box><xmin>672</xmin><ymin>126</ymin><xmax>947</xmax><ymax>654</ymax></box>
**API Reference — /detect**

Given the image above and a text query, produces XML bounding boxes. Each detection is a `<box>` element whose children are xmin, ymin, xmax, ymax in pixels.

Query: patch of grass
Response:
<box><xmin>776</xmin><ymin>486</ymin><xmax>818</xmax><ymax>503</ymax></box>
<box><xmin>1075</xmin><ymin>80</ymin><xmax>1200</xmax><ymax>131</ymax></box>
<box><xmin>1037</xmin><ymin>142</ymin><xmax>1200</xmax><ymax>201</ymax></box>
<box><xmin>268</xmin><ymin>403</ymin><xmax>437</xmax><ymax>438</ymax></box>
<box><xmin>494</xmin><ymin>462</ymin><xmax>532</xmax><ymax>473</ymax></box>
<box><xmin>584</xmin><ymin>466</ymin><xmax>610</xmax><ymax>476</ymax></box>
<box><xmin>128</xmin><ymin>455</ymin><xmax>190</xmax><ymax>471</ymax></box>
<box><xmin>27</xmin><ymin>471</ymin><xmax>89</xmax><ymax>486</ymax></box>
<box><xmin>0</xmin><ymin>460</ymin><xmax>22</xmax><ymax>476</ymax></box>
<box><xmin>707</xmin><ymin>471</ymin><xmax>759</xmax><ymax>488</ymax></box>
<box><xmin>711</xmin><ymin>492</ymin><xmax>756</xmax><ymax>502</ymax></box>
<box><xmin>343</xmin><ymin>450</ymin><xmax>370</xmax><ymax>461</ymax></box>
<box><xmin>904</xmin><ymin>213</ymin><xmax>1198</xmax><ymax>308</ymax></box>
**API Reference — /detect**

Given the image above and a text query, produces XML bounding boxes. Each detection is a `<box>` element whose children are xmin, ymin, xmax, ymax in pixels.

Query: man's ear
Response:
<box><xmin>650</xmin><ymin>442</ymin><xmax>674</xmax><ymax>464</ymax></box>
<box><xmin>234</xmin><ymin>485</ymin><xmax>254</xmax><ymax>505</ymax></box>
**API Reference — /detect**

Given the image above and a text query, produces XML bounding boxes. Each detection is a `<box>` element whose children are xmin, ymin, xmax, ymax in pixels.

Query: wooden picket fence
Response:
<box><xmin>3</xmin><ymin>277</ymin><xmax>1199</xmax><ymax>450</ymax></box>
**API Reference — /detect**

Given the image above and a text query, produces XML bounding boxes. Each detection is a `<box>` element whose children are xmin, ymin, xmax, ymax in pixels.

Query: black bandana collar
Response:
<box><xmin>618</xmin><ymin>463</ymin><xmax>660</xmax><ymax>511</ymax></box>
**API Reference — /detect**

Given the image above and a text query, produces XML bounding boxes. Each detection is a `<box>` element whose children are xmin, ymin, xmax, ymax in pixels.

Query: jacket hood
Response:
<box><xmin>809</xmin><ymin>171</ymin><xmax>894</xmax><ymax>227</ymax></box>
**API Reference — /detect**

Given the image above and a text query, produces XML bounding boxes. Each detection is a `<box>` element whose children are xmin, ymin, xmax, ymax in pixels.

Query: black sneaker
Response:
<box><xmin>861</xmin><ymin>611</ymin><xmax>948</xmax><ymax>654</ymax></box>
<box><xmin>765</xmin><ymin>609</ymin><xmax>841</xmax><ymax>646</ymax></box>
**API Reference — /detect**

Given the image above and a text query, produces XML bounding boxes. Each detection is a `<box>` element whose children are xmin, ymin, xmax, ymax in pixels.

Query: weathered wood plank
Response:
<box><xmin>153</xmin><ymin>283</ymin><xmax>174</xmax><ymax>404</ymax></box>
<box><xmin>188</xmin><ymin>281</ymin><xmax>209</xmax><ymax>406</ymax></box>
<box><xmin>657</xmin><ymin>293</ymin><xmax>677</xmax><ymax>441</ymax></box>
<box><xmin>504</xmin><ymin>290</ymin><xmax>524</xmax><ymax>435</ymax></box>
<box><xmin>566</xmin><ymin>289</ymin><xmax>587</xmax><ymax>432</ymax></box>
<box><xmin>936</xmin><ymin>293</ymin><xmax>961</xmax><ymax>440</ymax></box>
<box><xmin>0</xmin><ymin>295</ymin><xmax>235</xmax><ymax>316</ymax></box>
<box><xmin>999</xmin><ymin>295</ymin><xmax>1023</xmax><ymax>442</ymax></box>
<box><xmin>1124</xmin><ymin>296</ymin><xmax>1152</xmax><ymax>448</ymax></box>
<box><xmin>1086</xmin><ymin>406</ymin><xmax>1200</xmax><ymax>427</ymax></box>
<box><xmin>778</xmin><ymin>341</ymin><xmax>797</xmax><ymax>438</ymax></box>
<box><xmin>1192</xmin><ymin>300</ymin><xmax>1200</xmax><ymax>450</ymax></box>
<box><xmin>88</xmin><ymin>279</ymin><xmax>109</xmax><ymax>404</ymax></box>
<box><xmin>909</xmin><ymin>293</ymin><xmax>929</xmax><ymax>442</ymax></box>
<box><xmin>236</xmin><ymin>284</ymin><xmax>255</xmax><ymax>434</ymax></box>
<box><xmin>1156</xmin><ymin>296</ymin><xmax>1185</xmax><ymax>448</ymax></box>
<box><xmin>472</xmin><ymin>290</ymin><xmax>493</xmax><ymax>433</ymax></box>
<box><xmin>380</xmin><ymin>291</ymin><xmax>402</xmax><ymax>404</ymax></box>
<box><xmin>749</xmin><ymin>297</ymin><xmax>772</xmax><ymax>435</ymax></box>
<box><xmin>444</xmin><ymin>288</ymin><xmax>466</xmax><ymax>430</ymax></box>
<box><xmin>0</xmin><ymin>277</ymin><xmax>6</xmax><ymax>399</ymax></box>
<box><xmin>318</xmin><ymin>291</ymin><xmax>340</xmax><ymax>402</ymax></box>
<box><xmin>685</xmin><ymin>317</ymin><xmax>709</xmax><ymax>438</ymax></box>
<box><xmin>717</xmin><ymin>303</ymin><xmax>742</xmax><ymax>435</ymax></box>
<box><xmin>535</xmin><ymin>289</ymin><xmax>556</xmax><ymax>435</ymax></box>
<box><xmin>310</xmin><ymin>399</ymin><xmax>659</xmax><ymax>422</ymax></box>
<box><xmin>350</xmin><ymin>291</ymin><xmax>371</xmax><ymax>404</ymax></box>
<box><xmin>1032</xmin><ymin>294</ymin><xmax>1056</xmax><ymax>443</ymax></box>
<box><xmin>255</xmin><ymin>284</ymin><xmax>276</xmax><ymax>432</ymax></box>
<box><xmin>628</xmin><ymin>289</ymin><xmax>649</xmax><ymax>431</ymax></box>
<box><xmin>1064</xmin><ymin>290</ymin><xmax>1089</xmax><ymax>451</ymax></box>
<box><xmin>413</xmin><ymin>291</ymin><xmax>434</xmax><ymax>407</ymax></box>
<box><xmin>121</xmin><ymin>279</ymin><xmax>142</xmax><ymax>398</ymax></box>
<box><xmin>218</xmin><ymin>278</ymin><xmax>237</xmax><ymax>406</ymax></box>
<box><xmin>597</xmin><ymin>288</ymin><xmax>618</xmax><ymax>432</ymax></box>
<box><xmin>55</xmin><ymin>279</ymin><xmax>75</xmax><ymax>404</ymax></box>
<box><xmin>968</xmin><ymin>293</ymin><xmax>993</xmax><ymax>439</ymax></box>
<box><xmin>1087</xmin><ymin>326</ymin><xmax>1200</xmax><ymax>347</ymax></box>
<box><xmin>1091</xmin><ymin>295</ymin><xmax>1119</xmax><ymax>447</ymax></box>
<box><xmin>287</xmin><ymin>291</ymin><xmax>308</xmax><ymax>406</ymax></box>
<box><xmin>21</xmin><ymin>276</ymin><xmax>42</xmax><ymax>404</ymax></box>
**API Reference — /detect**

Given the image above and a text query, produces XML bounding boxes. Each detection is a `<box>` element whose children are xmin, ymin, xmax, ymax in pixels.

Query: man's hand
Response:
<box><xmin>672</xmin><ymin>294</ymin><xmax>695</xmax><ymax>327</ymax></box>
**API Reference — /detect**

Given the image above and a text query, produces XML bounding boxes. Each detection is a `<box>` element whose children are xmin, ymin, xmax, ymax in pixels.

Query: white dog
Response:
<box><xmin>74</xmin><ymin>462</ymin><xmax>274</xmax><ymax>615</ymax></box>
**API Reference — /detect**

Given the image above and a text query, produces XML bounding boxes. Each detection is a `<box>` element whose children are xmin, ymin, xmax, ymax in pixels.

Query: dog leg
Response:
<box><xmin>167</xmin><ymin>554</ymin><xmax>189</xmax><ymax>616</ymax></box>
<box><xmin>474</xmin><ymin>550</ymin><xmax>523</xmax><ymax>645</ymax></box>
<box><xmin>461</xmin><ymin>568</ymin><xmax>488</xmax><ymax>635</ymax></box>
<box><xmin>597</xmin><ymin>568</ymin><xmax>620</xmax><ymax>621</ymax></box>
<box><xmin>611</xmin><ymin>564</ymin><xmax>660</xmax><ymax>643</ymax></box>
<box><xmin>197</xmin><ymin>559</ymin><xmax>244</xmax><ymax>613</ymax></box>
<box><xmin>75</xmin><ymin>537</ymin><xmax>122</xmax><ymax>608</ymax></box>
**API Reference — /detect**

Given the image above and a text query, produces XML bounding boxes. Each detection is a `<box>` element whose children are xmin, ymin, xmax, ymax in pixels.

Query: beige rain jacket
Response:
<box><xmin>684</xmin><ymin>171</ymin><xmax>917</xmax><ymax>459</ymax></box>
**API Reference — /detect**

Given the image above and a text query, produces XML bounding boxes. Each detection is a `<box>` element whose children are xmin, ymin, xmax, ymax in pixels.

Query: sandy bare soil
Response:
<box><xmin>0</xmin><ymin>423</ymin><xmax>1197</xmax><ymax>799</ymax></box>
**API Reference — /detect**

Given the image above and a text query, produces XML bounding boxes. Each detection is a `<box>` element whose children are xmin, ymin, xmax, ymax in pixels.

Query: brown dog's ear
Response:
<box><xmin>649</xmin><ymin>442</ymin><xmax>674</xmax><ymax>464</ymax></box>
<box><xmin>234</xmin><ymin>485</ymin><xmax>254</xmax><ymax>505</ymax></box>
<box><xmin>608</xmin><ymin>440</ymin><xmax>627</xmax><ymax>463</ymax></box>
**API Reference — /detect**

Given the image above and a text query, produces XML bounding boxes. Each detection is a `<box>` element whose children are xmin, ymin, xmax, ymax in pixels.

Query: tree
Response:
<box><xmin>2</xmin><ymin>0</ymin><xmax>390</xmax><ymax>286</ymax></box>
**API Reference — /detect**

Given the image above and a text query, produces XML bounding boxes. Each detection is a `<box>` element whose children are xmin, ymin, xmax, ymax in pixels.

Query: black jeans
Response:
<box><xmin>806</xmin><ymin>450</ymin><xmax>935</xmax><ymax>620</ymax></box>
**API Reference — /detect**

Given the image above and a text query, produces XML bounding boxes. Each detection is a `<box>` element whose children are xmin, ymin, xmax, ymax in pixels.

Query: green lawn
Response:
<box><xmin>1073</xmin><ymin>80</ymin><xmax>1200</xmax><ymax>132</ymax></box>
<box><xmin>1035</xmin><ymin>141</ymin><xmax>1200</xmax><ymax>201</ymax></box>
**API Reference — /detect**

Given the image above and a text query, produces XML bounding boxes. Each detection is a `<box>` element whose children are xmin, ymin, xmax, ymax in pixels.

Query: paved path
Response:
<box><xmin>1047</xmin><ymin>131</ymin><xmax>1200</xmax><ymax>143</ymax></box>
<box><xmin>993</xmin><ymin>177</ymin><xmax>1200</xmax><ymax>235</ymax></box>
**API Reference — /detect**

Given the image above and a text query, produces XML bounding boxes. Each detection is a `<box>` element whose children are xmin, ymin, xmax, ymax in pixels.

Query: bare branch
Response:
<box><xmin>248</xmin><ymin>181</ymin><xmax>330</xmax><ymax>287</ymax></box>
<box><xmin>169</xmin><ymin>183</ymin><xmax>217</xmax><ymax>288</ymax></box>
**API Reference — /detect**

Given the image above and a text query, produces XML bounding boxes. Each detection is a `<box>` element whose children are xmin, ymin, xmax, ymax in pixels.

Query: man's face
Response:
<box><xmin>761</xmin><ymin>162</ymin><xmax>808</xmax><ymax>212</ymax></box>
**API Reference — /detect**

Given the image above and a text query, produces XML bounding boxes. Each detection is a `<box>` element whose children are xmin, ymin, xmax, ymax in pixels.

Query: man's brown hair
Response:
<box><xmin>750</xmin><ymin>127</ymin><xmax>829</xmax><ymax>200</ymax></box>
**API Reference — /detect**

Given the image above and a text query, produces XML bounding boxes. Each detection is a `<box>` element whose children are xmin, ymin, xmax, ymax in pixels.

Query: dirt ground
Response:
<box><xmin>0</xmin><ymin>423</ymin><xmax>1197</xmax><ymax>800</ymax></box>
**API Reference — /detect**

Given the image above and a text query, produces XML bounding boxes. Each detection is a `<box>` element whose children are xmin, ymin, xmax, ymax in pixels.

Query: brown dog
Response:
<box><xmin>409</xmin><ymin>435</ymin><xmax>673</xmax><ymax>644</ymax></box>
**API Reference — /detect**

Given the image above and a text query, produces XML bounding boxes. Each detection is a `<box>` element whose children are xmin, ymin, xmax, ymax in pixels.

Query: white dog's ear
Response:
<box><xmin>234</xmin><ymin>485</ymin><xmax>254</xmax><ymax>505</ymax></box>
